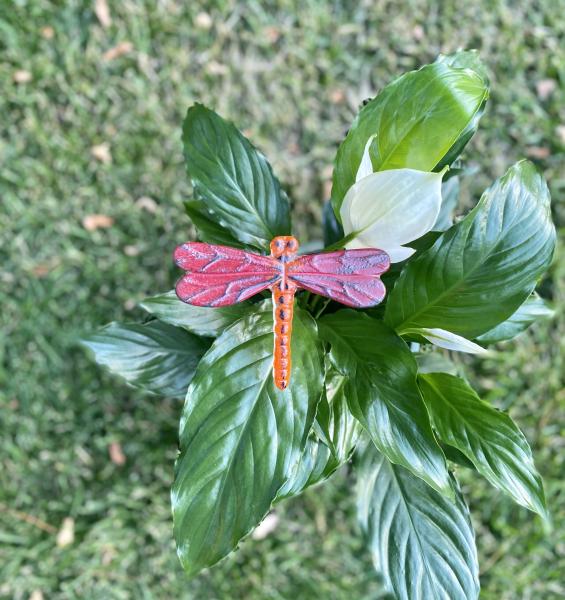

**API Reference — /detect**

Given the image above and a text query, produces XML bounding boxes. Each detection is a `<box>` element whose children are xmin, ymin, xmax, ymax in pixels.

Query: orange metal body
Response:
<box><xmin>269</xmin><ymin>236</ymin><xmax>299</xmax><ymax>390</ymax></box>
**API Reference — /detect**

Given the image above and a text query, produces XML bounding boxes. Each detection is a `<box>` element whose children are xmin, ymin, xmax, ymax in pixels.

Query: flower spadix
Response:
<box><xmin>340</xmin><ymin>139</ymin><xmax>445</xmax><ymax>263</ymax></box>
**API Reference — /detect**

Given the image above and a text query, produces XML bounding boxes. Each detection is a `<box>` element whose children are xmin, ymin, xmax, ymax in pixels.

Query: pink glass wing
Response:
<box><xmin>287</xmin><ymin>249</ymin><xmax>390</xmax><ymax>308</ymax></box>
<box><xmin>174</xmin><ymin>242</ymin><xmax>280</xmax><ymax>307</ymax></box>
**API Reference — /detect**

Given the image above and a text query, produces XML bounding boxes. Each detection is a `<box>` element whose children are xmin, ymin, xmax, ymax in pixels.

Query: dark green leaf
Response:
<box><xmin>476</xmin><ymin>293</ymin><xmax>554</xmax><ymax>344</ymax></box>
<box><xmin>314</xmin><ymin>366</ymin><xmax>362</xmax><ymax>462</ymax></box>
<box><xmin>319</xmin><ymin>311</ymin><xmax>451</xmax><ymax>496</ymax></box>
<box><xmin>418</xmin><ymin>373</ymin><xmax>548</xmax><ymax>518</ymax></box>
<box><xmin>172</xmin><ymin>303</ymin><xmax>323</xmax><ymax>577</ymax></box>
<box><xmin>331</xmin><ymin>51</ymin><xmax>489</xmax><ymax>214</ymax></box>
<box><xmin>140</xmin><ymin>290</ymin><xmax>251</xmax><ymax>338</ymax></box>
<box><xmin>184</xmin><ymin>199</ymin><xmax>246</xmax><ymax>248</ymax></box>
<box><xmin>357</xmin><ymin>445</ymin><xmax>479</xmax><ymax>600</ymax></box>
<box><xmin>385</xmin><ymin>161</ymin><xmax>556</xmax><ymax>338</ymax></box>
<box><xmin>276</xmin><ymin>436</ymin><xmax>335</xmax><ymax>500</ymax></box>
<box><xmin>441</xmin><ymin>444</ymin><xmax>477</xmax><ymax>470</ymax></box>
<box><xmin>322</xmin><ymin>199</ymin><xmax>344</xmax><ymax>247</ymax></box>
<box><xmin>81</xmin><ymin>321</ymin><xmax>210</xmax><ymax>398</ymax></box>
<box><xmin>279</xmin><ymin>366</ymin><xmax>362</xmax><ymax>500</ymax></box>
<box><xmin>183</xmin><ymin>104</ymin><xmax>291</xmax><ymax>251</ymax></box>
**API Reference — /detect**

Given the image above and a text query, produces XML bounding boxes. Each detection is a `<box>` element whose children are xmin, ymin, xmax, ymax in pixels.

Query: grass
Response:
<box><xmin>1</xmin><ymin>1</ymin><xmax>563</xmax><ymax>598</ymax></box>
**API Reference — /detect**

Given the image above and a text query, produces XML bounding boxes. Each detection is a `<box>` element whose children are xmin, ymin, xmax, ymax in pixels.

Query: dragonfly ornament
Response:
<box><xmin>173</xmin><ymin>137</ymin><xmax>449</xmax><ymax>388</ymax></box>
<box><xmin>173</xmin><ymin>237</ymin><xmax>390</xmax><ymax>390</ymax></box>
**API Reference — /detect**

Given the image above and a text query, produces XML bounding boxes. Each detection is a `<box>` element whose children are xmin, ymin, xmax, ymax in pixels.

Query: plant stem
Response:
<box><xmin>323</xmin><ymin>231</ymin><xmax>358</xmax><ymax>252</ymax></box>
<box><xmin>314</xmin><ymin>298</ymin><xmax>331</xmax><ymax>319</ymax></box>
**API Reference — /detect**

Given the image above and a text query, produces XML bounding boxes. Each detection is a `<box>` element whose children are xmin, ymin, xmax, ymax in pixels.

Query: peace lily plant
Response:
<box><xmin>83</xmin><ymin>50</ymin><xmax>556</xmax><ymax>599</ymax></box>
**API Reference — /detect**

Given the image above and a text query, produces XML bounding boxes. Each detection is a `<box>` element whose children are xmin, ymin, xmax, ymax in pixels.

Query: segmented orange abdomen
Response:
<box><xmin>272</xmin><ymin>279</ymin><xmax>297</xmax><ymax>390</ymax></box>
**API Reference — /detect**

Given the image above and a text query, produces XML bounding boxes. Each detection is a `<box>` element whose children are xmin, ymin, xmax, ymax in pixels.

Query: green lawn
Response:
<box><xmin>1</xmin><ymin>1</ymin><xmax>563</xmax><ymax>598</ymax></box>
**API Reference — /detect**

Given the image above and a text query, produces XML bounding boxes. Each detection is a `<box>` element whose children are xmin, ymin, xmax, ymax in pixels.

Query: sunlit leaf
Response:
<box><xmin>418</xmin><ymin>373</ymin><xmax>548</xmax><ymax>518</ymax></box>
<box><xmin>332</xmin><ymin>51</ymin><xmax>489</xmax><ymax>214</ymax></box>
<box><xmin>357</xmin><ymin>445</ymin><xmax>479</xmax><ymax>600</ymax></box>
<box><xmin>81</xmin><ymin>321</ymin><xmax>210</xmax><ymax>398</ymax></box>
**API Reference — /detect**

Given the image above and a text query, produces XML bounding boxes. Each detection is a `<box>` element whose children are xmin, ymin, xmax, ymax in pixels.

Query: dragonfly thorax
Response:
<box><xmin>270</xmin><ymin>236</ymin><xmax>299</xmax><ymax>260</ymax></box>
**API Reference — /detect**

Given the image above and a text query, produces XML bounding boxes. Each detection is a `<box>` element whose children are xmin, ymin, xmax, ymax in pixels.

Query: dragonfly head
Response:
<box><xmin>270</xmin><ymin>236</ymin><xmax>299</xmax><ymax>260</ymax></box>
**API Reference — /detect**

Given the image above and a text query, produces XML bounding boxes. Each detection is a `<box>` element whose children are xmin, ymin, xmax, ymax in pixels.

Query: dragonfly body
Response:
<box><xmin>174</xmin><ymin>236</ymin><xmax>390</xmax><ymax>390</ymax></box>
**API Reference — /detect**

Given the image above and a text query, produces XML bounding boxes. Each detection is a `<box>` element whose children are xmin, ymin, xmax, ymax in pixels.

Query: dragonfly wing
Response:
<box><xmin>174</xmin><ymin>242</ymin><xmax>280</xmax><ymax>307</ymax></box>
<box><xmin>288</xmin><ymin>249</ymin><xmax>390</xmax><ymax>308</ymax></box>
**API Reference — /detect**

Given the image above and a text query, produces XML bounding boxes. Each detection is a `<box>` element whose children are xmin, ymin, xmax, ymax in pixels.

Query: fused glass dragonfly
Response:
<box><xmin>174</xmin><ymin>236</ymin><xmax>390</xmax><ymax>390</ymax></box>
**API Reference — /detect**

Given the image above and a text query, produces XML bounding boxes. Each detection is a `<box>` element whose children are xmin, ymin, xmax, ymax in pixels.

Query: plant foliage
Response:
<box><xmin>83</xmin><ymin>50</ymin><xmax>556</xmax><ymax>598</ymax></box>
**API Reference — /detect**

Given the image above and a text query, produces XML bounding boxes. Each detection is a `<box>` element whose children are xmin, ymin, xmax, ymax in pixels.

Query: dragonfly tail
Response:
<box><xmin>272</xmin><ymin>280</ymin><xmax>297</xmax><ymax>390</ymax></box>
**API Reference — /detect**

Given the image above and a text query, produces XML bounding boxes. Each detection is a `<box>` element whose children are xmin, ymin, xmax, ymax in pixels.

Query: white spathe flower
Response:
<box><xmin>407</xmin><ymin>327</ymin><xmax>490</xmax><ymax>355</ymax></box>
<box><xmin>340</xmin><ymin>137</ymin><xmax>445</xmax><ymax>263</ymax></box>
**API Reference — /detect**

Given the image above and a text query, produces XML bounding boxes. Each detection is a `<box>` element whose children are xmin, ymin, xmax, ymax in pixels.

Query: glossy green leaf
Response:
<box><xmin>385</xmin><ymin>161</ymin><xmax>556</xmax><ymax>338</ymax></box>
<box><xmin>81</xmin><ymin>321</ymin><xmax>210</xmax><ymax>398</ymax></box>
<box><xmin>476</xmin><ymin>293</ymin><xmax>554</xmax><ymax>344</ymax></box>
<box><xmin>434</xmin><ymin>50</ymin><xmax>489</xmax><ymax>171</ymax></box>
<box><xmin>418</xmin><ymin>373</ymin><xmax>547</xmax><ymax>518</ymax></box>
<box><xmin>183</xmin><ymin>104</ymin><xmax>291</xmax><ymax>251</ymax></box>
<box><xmin>331</xmin><ymin>51</ymin><xmax>489</xmax><ymax>213</ymax></box>
<box><xmin>276</xmin><ymin>436</ymin><xmax>335</xmax><ymax>500</ymax></box>
<box><xmin>140</xmin><ymin>290</ymin><xmax>251</xmax><ymax>338</ymax></box>
<box><xmin>319</xmin><ymin>310</ymin><xmax>451</xmax><ymax>496</ymax></box>
<box><xmin>322</xmin><ymin>199</ymin><xmax>344</xmax><ymax>247</ymax></box>
<box><xmin>314</xmin><ymin>367</ymin><xmax>362</xmax><ymax>462</ymax></box>
<box><xmin>184</xmin><ymin>199</ymin><xmax>246</xmax><ymax>248</ymax></box>
<box><xmin>276</xmin><ymin>368</ymin><xmax>361</xmax><ymax>500</ymax></box>
<box><xmin>172</xmin><ymin>303</ymin><xmax>323</xmax><ymax>577</ymax></box>
<box><xmin>357</xmin><ymin>445</ymin><xmax>479</xmax><ymax>600</ymax></box>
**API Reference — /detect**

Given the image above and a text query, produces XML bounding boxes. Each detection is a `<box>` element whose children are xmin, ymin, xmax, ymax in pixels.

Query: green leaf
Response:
<box><xmin>434</xmin><ymin>50</ymin><xmax>490</xmax><ymax>171</ymax></box>
<box><xmin>319</xmin><ymin>310</ymin><xmax>451</xmax><ymax>496</ymax></box>
<box><xmin>182</xmin><ymin>104</ymin><xmax>291</xmax><ymax>251</ymax></box>
<box><xmin>276</xmin><ymin>436</ymin><xmax>335</xmax><ymax>500</ymax></box>
<box><xmin>385</xmin><ymin>161</ymin><xmax>556</xmax><ymax>338</ymax></box>
<box><xmin>418</xmin><ymin>373</ymin><xmax>547</xmax><ymax>518</ymax></box>
<box><xmin>314</xmin><ymin>367</ymin><xmax>362</xmax><ymax>462</ymax></box>
<box><xmin>81</xmin><ymin>321</ymin><xmax>210</xmax><ymax>398</ymax></box>
<box><xmin>357</xmin><ymin>445</ymin><xmax>479</xmax><ymax>600</ymax></box>
<box><xmin>476</xmin><ymin>293</ymin><xmax>554</xmax><ymax>344</ymax></box>
<box><xmin>279</xmin><ymin>367</ymin><xmax>363</xmax><ymax>500</ymax></box>
<box><xmin>184</xmin><ymin>199</ymin><xmax>246</xmax><ymax>248</ymax></box>
<box><xmin>140</xmin><ymin>290</ymin><xmax>251</xmax><ymax>338</ymax></box>
<box><xmin>322</xmin><ymin>199</ymin><xmax>344</xmax><ymax>247</ymax></box>
<box><xmin>331</xmin><ymin>51</ymin><xmax>489</xmax><ymax>214</ymax></box>
<box><xmin>172</xmin><ymin>303</ymin><xmax>323</xmax><ymax>577</ymax></box>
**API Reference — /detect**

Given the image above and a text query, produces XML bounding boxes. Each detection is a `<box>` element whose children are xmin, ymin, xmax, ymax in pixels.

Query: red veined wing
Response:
<box><xmin>287</xmin><ymin>249</ymin><xmax>390</xmax><ymax>308</ymax></box>
<box><xmin>174</xmin><ymin>242</ymin><xmax>280</xmax><ymax>307</ymax></box>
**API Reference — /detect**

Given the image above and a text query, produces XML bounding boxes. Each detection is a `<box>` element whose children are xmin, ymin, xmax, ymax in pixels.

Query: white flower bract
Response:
<box><xmin>340</xmin><ymin>139</ymin><xmax>445</xmax><ymax>262</ymax></box>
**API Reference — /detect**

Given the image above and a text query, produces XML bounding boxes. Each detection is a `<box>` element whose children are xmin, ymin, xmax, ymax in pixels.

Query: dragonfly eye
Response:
<box><xmin>286</xmin><ymin>239</ymin><xmax>298</xmax><ymax>251</ymax></box>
